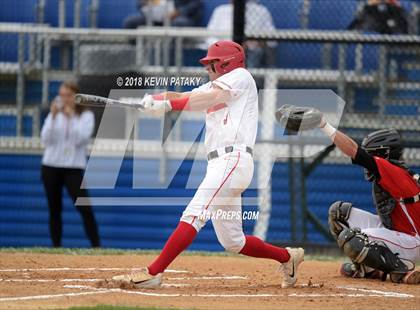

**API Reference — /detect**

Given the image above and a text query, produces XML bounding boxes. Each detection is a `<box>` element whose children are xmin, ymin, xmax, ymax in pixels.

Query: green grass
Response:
<box><xmin>0</xmin><ymin>247</ymin><xmax>342</xmax><ymax>261</ymax></box>
<box><xmin>61</xmin><ymin>306</ymin><xmax>190</xmax><ymax>310</ymax></box>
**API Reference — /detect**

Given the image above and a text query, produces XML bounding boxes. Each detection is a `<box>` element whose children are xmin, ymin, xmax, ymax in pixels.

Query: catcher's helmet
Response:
<box><xmin>199</xmin><ymin>40</ymin><xmax>245</xmax><ymax>74</ymax></box>
<box><xmin>361</xmin><ymin>129</ymin><xmax>403</xmax><ymax>160</ymax></box>
<box><xmin>361</xmin><ymin>129</ymin><xmax>404</xmax><ymax>182</ymax></box>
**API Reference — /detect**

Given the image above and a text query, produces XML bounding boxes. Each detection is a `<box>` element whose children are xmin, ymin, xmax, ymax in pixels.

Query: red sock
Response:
<box><xmin>148</xmin><ymin>221</ymin><xmax>197</xmax><ymax>275</ymax></box>
<box><xmin>239</xmin><ymin>235</ymin><xmax>290</xmax><ymax>263</ymax></box>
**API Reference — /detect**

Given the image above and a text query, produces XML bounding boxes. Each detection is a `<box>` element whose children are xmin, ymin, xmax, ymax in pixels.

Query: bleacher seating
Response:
<box><xmin>0</xmin><ymin>33</ymin><xmax>19</xmax><ymax>62</ymax></box>
<box><xmin>308</xmin><ymin>0</ymin><xmax>359</xmax><ymax>30</ymax></box>
<box><xmin>0</xmin><ymin>0</ymin><xmax>415</xmax><ymax>71</ymax></box>
<box><xmin>44</xmin><ymin>0</ymin><xmax>90</xmax><ymax>27</ymax></box>
<box><xmin>12</xmin><ymin>0</ymin><xmax>415</xmax><ymax>31</ymax></box>
<box><xmin>261</xmin><ymin>0</ymin><xmax>304</xmax><ymax>29</ymax></box>
<box><xmin>2</xmin><ymin>0</ymin><xmax>415</xmax><ymax>111</ymax></box>
<box><xmin>0</xmin><ymin>115</ymin><xmax>32</xmax><ymax>136</ymax></box>
<box><xmin>0</xmin><ymin>0</ymin><xmax>38</xmax><ymax>23</ymax></box>
<box><xmin>276</xmin><ymin>42</ymin><xmax>323</xmax><ymax>69</ymax></box>
<box><xmin>96</xmin><ymin>0</ymin><xmax>137</xmax><ymax>29</ymax></box>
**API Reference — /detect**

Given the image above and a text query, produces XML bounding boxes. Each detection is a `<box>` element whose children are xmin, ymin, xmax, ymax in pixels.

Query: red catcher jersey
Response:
<box><xmin>374</xmin><ymin>157</ymin><xmax>420</xmax><ymax>236</ymax></box>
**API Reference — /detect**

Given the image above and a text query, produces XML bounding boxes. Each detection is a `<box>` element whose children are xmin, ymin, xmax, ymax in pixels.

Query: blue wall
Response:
<box><xmin>0</xmin><ymin>154</ymin><xmax>257</xmax><ymax>249</ymax></box>
<box><xmin>1</xmin><ymin>153</ymin><xmax>411</xmax><ymax>249</ymax></box>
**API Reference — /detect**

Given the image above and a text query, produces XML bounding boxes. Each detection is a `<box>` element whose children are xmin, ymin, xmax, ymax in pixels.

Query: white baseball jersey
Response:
<box><xmin>180</xmin><ymin>68</ymin><xmax>258</xmax><ymax>252</ymax></box>
<box><xmin>192</xmin><ymin>67</ymin><xmax>258</xmax><ymax>153</ymax></box>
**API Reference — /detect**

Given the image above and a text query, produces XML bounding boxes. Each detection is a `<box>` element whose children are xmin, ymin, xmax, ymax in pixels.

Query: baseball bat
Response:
<box><xmin>75</xmin><ymin>93</ymin><xmax>145</xmax><ymax>110</ymax></box>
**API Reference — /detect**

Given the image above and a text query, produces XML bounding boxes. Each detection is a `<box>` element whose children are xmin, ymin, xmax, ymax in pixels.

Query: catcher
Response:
<box><xmin>277</xmin><ymin>105</ymin><xmax>420</xmax><ymax>284</ymax></box>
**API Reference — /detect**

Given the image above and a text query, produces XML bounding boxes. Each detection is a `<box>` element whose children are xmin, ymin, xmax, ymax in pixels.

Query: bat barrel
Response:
<box><xmin>74</xmin><ymin>93</ymin><xmax>144</xmax><ymax>110</ymax></box>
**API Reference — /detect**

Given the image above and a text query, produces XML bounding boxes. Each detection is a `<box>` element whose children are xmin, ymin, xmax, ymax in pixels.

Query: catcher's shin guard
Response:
<box><xmin>337</xmin><ymin>228</ymin><xmax>414</xmax><ymax>282</ymax></box>
<box><xmin>328</xmin><ymin>201</ymin><xmax>353</xmax><ymax>240</ymax></box>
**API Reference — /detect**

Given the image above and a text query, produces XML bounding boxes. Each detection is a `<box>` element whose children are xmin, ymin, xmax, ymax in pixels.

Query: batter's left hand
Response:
<box><xmin>140</xmin><ymin>94</ymin><xmax>172</xmax><ymax>116</ymax></box>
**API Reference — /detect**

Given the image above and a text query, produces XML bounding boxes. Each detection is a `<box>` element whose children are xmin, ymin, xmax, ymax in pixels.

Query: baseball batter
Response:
<box><xmin>112</xmin><ymin>40</ymin><xmax>304</xmax><ymax>288</ymax></box>
<box><xmin>317</xmin><ymin>117</ymin><xmax>420</xmax><ymax>284</ymax></box>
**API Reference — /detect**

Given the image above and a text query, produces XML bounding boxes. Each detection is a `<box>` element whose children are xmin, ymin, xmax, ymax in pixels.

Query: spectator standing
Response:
<box><xmin>41</xmin><ymin>81</ymin><xmax>100</xmax><ymax>248</ymax></box>
<box><xmin>205</xmin><ymin>0</ymin><xmax>276</xmax><ymax>68</ymax></box>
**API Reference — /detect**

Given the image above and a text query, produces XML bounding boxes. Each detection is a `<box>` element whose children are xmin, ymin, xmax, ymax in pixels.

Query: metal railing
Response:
<box><xmin>2</xmin><ymin>24</ymin><xmax>419</xmax><ymax>132</ymax></box>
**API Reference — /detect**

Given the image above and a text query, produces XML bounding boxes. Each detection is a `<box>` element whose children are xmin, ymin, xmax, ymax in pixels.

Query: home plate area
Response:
<box><xmin>0</xmin><ymin>253</ymin><xmax>419</xmax><ymax>310</ymax></box>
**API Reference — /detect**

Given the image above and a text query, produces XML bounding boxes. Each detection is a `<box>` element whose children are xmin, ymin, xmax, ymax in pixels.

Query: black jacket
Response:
<box><xmin>348</xmin><ymin>3</ymin><xmax>408</xmax><ymax>34</ymax></box>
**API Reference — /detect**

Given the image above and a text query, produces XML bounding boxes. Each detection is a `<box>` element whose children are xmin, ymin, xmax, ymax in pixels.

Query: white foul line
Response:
<box><xmin>0</xmin><ymin>275</ymin><xmax>246</xmax><ymax>283</ymax></box>
<box><xmin>0</xmin><ymin>285</ymin><xmax>414</xmax><ymax>303</ymax></box>
<box><xmin>0</xmin><ymin>278</ymin><xmax>102</xmax><ymax>283</ymax></box>
<box><xmin>289</xmin><ymin>293</ymin><xmax>412</xmax><ymax>298</ymax></box>
<box><xmin>0</xmin><ymin>268</ymin><xmax>188</xmax><ymax>273</ymax></box>
<box><xmin>338</xmin><ymin>286</ymin><xmax>414</xmax><ymax>298</ymax></box>
<box><xmin>0</xmin><ymin>272</ymin><xmax>415</xmax><ymax>303</ymax></box>
<box><xmin>62</xmin><ymin>285</ymin><xmax>414</xmax><ymax>299</ymax></box>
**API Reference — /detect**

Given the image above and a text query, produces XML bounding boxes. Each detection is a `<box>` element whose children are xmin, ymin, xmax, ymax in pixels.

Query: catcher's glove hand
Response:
<box><xmin>275</xmin><ymin>104</ymin><xmax>323</xmax><ymax>133</ymax></box>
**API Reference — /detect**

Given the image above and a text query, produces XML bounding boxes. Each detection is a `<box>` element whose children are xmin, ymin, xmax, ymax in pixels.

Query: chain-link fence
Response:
<box><xmin>233</xmin><ymin>0</ymin><xmax>420</xmax><ymax>244</ymax></box>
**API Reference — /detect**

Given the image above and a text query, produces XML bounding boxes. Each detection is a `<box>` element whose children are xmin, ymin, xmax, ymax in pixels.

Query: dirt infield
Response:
<box><xmin>0</xmin><ymin>252</ymin><xmax>419</xmax><ymax>310</ymax></box>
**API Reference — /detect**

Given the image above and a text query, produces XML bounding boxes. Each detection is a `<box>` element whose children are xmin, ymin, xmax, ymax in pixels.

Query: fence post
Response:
<box><xmin>253</xmin><ymin>75</ymin><xmax>276</xmax><ymax>240</ymax></box>
<box><xmin>288</xmin><ymin>155</ymin><xmax>297</xmax><ymax>242</ymax></box>
<box><xmin>337</xmin><ymin>44</ymin><xmax>347</xmax><ymax>105</ymax></box>
<box><xmin>36</xmin><ymin>0</ymin><xmax>45</xmax><ymax>23</ymax></box>
<box><xmin>89</xmin><ymin>0</ymin><xmax>99</xmax><ymax>28</ymax></box>
<box><xmin>378</xmin><ymin>45</ymin><xmax>388</xmax><ymax>115</ymax></box>
<box><xmin>58</xmin><ymin>0</ymin><xmax>66</xmax><ymax>28</ymax></box>
<box><xmin>73</xmin><ymin>0</ymin><xmax>81</xmax><ymax>76</ymax></box>
<box><xmin>16</xmin><ymin>33</ymin><xmax>25</xmax><ymax>137</ymax></box>
<box><xmin>300</xmin><ymin>156</ymin><xmax>307</xmax><ymax>241</ymax></box>
<box><xmin>233</xmin><ymin>0</ymin><xmax>245</xmax><ymax>44</ymax></box>
<box><xmin>300</xmin><ymin>0</ymin><xmax>310</xmax><ymax>29</ymax></box>
<box><xmin>42</xmin><ymin>36</ymin><xmax>51</xmax><ymax>109</ymax></box>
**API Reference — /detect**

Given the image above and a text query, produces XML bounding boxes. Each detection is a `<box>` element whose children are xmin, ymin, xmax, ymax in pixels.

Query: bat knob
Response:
<box><xmin>75</xmin><ymin>94</ymin><xmax>83</xmax><ymax>105</ymax></box>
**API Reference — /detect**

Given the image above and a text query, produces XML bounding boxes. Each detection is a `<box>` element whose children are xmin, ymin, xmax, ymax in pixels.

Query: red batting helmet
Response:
<box><xmin>199</xmin><ymin>40</ymin><xmax>245</xmax><ymax>74</ymax></box>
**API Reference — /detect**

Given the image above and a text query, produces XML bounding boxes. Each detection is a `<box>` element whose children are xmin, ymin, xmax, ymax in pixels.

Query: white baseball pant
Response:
<box><xmin>348</xmin><ymin>207</ymin><xmax>420</xmax><ymax>263</ymax></box>
<box><xmin>180</xmin><ymin>151</ymin><xmax>254</xmax><ymax>253</ymax></box>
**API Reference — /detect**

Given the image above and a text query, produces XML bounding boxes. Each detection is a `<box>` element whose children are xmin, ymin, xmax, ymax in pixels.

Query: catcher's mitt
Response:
<box><xmin>275</xmin><ymin>104</ymin><xmax>323</xmax><ymax>133</ymax></box>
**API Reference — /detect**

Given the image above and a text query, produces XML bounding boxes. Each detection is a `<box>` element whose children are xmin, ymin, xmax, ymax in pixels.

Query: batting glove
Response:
<box><xmin>140</xmin><ymin>94</ymin><xmax>172</xmax><ymax>116</ymax></box>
